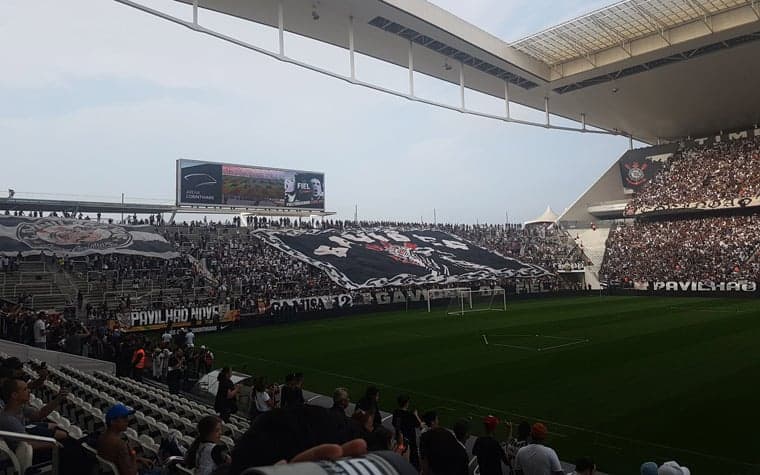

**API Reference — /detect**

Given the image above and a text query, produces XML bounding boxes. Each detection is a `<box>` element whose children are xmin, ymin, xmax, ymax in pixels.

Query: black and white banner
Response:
<box><xmin>649</xmin><ymin>281</ymin><xmax>757</xmax><ymax>292</ymax></box>
<box><xmin>254</xmin><ymin>228</ymin><xmax>551</xmax><ymax>289</ymax></box>
<box><xmin>270</xmin><ymin>287</ymin><xmax>503</xmax><ymax>313</ymax></box>
<box><xmin>123</xmin><ymin>303</ymin><xmax>239</xmax><ymax>330</ymax></box>
<box><xmin>0</xmin><ymin>217</ymin><xmax>179</xmax><ymax>258</ymax></box>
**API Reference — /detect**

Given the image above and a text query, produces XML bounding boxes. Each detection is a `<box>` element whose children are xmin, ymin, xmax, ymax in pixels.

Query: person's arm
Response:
<box><xmin>226</xmin><ymin>383</ymin><xmax>240</xmax><ymax>399</ymax></box>
<box><xmin>32</xmin><ymin>389</ymin><xmax>68</xmax><ymax>421</ymax></box>
<box><xmin>28</xmin><ymin>367</ymin><xmax>49</xmax><ymax>390</ymax></box>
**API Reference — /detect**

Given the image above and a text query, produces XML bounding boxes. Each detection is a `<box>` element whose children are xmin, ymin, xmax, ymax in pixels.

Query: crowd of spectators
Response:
<box><xmin>600</xmin><ymin>214</ymin><xmax>760</xmax><ymax>283</ymax></box>
<box><xmin>627</xmin><ymin>135</ymin><xmax>760</xmax><ymax>212</ymax></box>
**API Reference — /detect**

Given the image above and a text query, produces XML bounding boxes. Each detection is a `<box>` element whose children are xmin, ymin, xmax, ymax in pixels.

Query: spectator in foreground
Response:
<box><xmin>97</xmin><ymin>403</ymin><xmax>155</xmax><ymax>475</ymax></box>
<box><xmin>513</xmin><ymin>423</ymin><xmax>563</xmax><ymax>475</ymax></box>
<box><xmin>391</xmin><ymin>394</ymin><xmax>422</xmax><ymax>469</ymax></box>
<box><xmin>184</xmin><ymin>415</ymin><xmax>231</xmax><ymax>475</ymax></box>
<box><xmin>472</xmin><ymin>415</ymin><xmax>508</xmax><ymax>475</ymax></box>
<box><xmin>228</xmin><ymin>405</ymin><xmax>366</xmax><ymax>474</ymax></box>
<box><xmin>419</xmin><ymin>427</ymin><xmax>469</xmax><ymax>475</ymax></box>
<box><xmin>570</xmin><ymin>457</ymin><xmax>595</xmax><ymax>475</ymax></box>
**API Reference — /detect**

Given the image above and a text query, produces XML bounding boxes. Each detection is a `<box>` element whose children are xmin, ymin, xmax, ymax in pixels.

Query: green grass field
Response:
<box><xmin>198</xmin><ymin>296</ymin><xmax>760</xmax><ymax>474</ymax></box>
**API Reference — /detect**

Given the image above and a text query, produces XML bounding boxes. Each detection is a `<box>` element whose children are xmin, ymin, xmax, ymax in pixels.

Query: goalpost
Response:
<box><xmin>445</xmin><ymin>287</ymin><xmax>507</xmax><ymax>316</ymax></box>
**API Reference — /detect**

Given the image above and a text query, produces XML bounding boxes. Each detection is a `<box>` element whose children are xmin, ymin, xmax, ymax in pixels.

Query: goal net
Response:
<box><xmin>445</xmin><ymin>288</ymin><xmax>506</xmax><ymax>316</ymax></box>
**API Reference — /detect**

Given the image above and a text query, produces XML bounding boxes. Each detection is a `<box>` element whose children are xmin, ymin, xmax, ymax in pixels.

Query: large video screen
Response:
<box><xmin>176</xmin><ymin>159</ymin><xmax>325</xmax><ymax>210</ymax></box>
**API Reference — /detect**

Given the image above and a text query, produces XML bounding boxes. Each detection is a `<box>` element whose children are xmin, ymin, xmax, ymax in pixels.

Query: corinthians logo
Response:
<box><xmin>624</xmin><ymin>161</ymin><xmax>648</xmax><ymax>186</ymax></box>
<box><xmin>16</xmin><ymin>219</ymin><xmax>133</xmax><ymax>253</ymax></box>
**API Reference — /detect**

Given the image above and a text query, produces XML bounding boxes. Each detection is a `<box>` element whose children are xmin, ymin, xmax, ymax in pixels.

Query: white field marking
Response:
<box><xmin>489</xmin><ymin>343</ymin><xmax>536</xmax><ymax>351</ymax></box>
<box><xmin>213</xmin><ymin>349</ymin><xmax>756</xmax><ymax>467</ymax></box>
<box><xmin>592</xmin><ymin>441</ymin><xmax>624</xmax><ymax>452</ymax></box>
<box><xmin>539</xmin><ymin>340</ymin><xmax>589</xmax><ymax>351</ymax></box>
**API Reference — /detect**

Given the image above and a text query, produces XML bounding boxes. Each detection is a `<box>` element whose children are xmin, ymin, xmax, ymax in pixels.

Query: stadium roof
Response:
<box><xmin>511</xmin><ymin>0</ymin><xmax>750</xmax><ymax>66</ymax></box>
<box><xmin>118</xmin><ymin>0</ymin><xmax>760</xmax><ymax>143</ymax></box>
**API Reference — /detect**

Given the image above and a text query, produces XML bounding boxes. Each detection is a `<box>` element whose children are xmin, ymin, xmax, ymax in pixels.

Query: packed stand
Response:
<box><xmin>627</xmin><ymin>135</ymin><xmax>760</xmax><ymax>213</ymax></box>
<box><xmin>600</xmin><ymin>214</ymin><xmax>760</xmax><ymax>284</ymax></box>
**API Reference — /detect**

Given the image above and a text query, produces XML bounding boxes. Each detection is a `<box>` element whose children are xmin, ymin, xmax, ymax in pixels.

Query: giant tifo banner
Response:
<box><xmin>120</xmin><ymin>304</ymin><xmax>240</xmax><ymax>332</ymax></box>
<box><xmin>0</xmin><ymin>217</ymin><xmax>179</xmax><ymax>258</ymax></box>
<box><xmin>176</xmin><ymin>159</ymin><xmax>325</xmax><ymax>210</ymax></box>
<box><xmin>253</xmin><ymin>228</ymin><xmax>551</xmax><ymax>289</ymax></box>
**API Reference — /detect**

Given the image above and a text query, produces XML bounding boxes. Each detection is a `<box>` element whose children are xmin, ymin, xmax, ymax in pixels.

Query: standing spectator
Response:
<box><xmin>214</xmin><ymin>367</ymin><xmax>239</xmax><ymax>423</ymax></box>
<box><xmin>356</xmin><ymin>386</ymin><xmax>382</xmax><ymax>429</ymax></box>
<box><xmin>185</xmin><ymin>415</ymin><xmax>231</xmax><ymax>475</ymax></box>
<box><xmin>281</xmin><ymin>373</ymin><xmax>305</xmax><ymax>409</ymax></box>
<box><xmin>250</xmin><ymin>377</ymin><xmax>275</xmax><ymax>420</ymax></box>
<box><xmin>506</xmin><ymin>421</ymin><xmax>531</xmax><ymax>469</ymax></box>
<box><xmin>33</xmin><ymin>313</ymin><xmax>46</xmax><ymax>349</ymax></box>
<box><xmin>131</xmin><ymin>341</ymin><xmax>146</xmax><ymax>382</ymax></box>
<box><xmin>167</xmin><ymin>349</ymin><xmax>184</xmax><ymax>394</ymax></box>
<box><xmin>391</xmin><ymin>394</ymin><xmax>422</xmax><ymax>470</ymax></box>
<box><xmin>200</xmin><ymin>345</ymin><xmax>214</xmax><ymax>375</ymax></box>
<box><xmin>472</xmin><ymin>415</ymin><xmax>508</xmax><ymax>475</ymax></box>
<box><xmin>185</xmin><ymin>328</ymin><xmax>195</xmax><ymax>348</ymax></box>
<box><xmin>452</xmin><ymin>419</ymin><xmax>470</xmax><ymax>454</ymax></box>
<box><xmin>161</xmin><ymin>328</ymin><xmax>172</xmax><ymax>345</ymax></box>
<box><xmin>419</xmin><ymin>427</ymin><xmax>469</xmax><ymax>475</ymax></box>
<box><xmin>513</xmin><ymin>423</ymin><xmax>563</xmax><ymax>475</ymax></box>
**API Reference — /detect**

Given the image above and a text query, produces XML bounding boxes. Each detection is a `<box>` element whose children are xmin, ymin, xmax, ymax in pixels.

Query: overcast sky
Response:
<box><xmin>0</xmin><ymin>0</ymin><xmax>633</xmax><ymax>224</ymax></box>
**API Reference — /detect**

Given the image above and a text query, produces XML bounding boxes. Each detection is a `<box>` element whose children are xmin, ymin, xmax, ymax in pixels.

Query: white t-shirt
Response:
<box><xmin>33</xmin><ymin>319</ymin><xmax>46</xmax><ymax>343</ymax></box>
<box><xmin>185</xmin><ymin>331</ymin><xmax>195</xmax><ymax>347</ymax></box>
<box><xmin>161</xmin><ymin>332</ymin><xmax>172</xmax><ymax>343</ymax></box>
<box><xmin>514</xmin><ymin>444</ymin><xmax>562</xmax><ymax>475</ymax></box>
<box><xmin>254</xmin><ymin>391</ymin><xmax>272</xmax><ymax>412</ymax></box>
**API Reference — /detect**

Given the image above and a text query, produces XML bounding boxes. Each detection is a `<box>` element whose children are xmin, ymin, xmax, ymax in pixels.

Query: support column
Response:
<box><xmin>544</xmin><ymin>97</ymin><xmax>550</xmax><ymax>127</ymax></box>
<box><xmin>278</xmin><ymin>1</ymin><xmax>284</xmax><ymax>56</ymax></box>
<box><xmin>459</xmin><ymin>62</ymin><xmax>465</xmax><ymax>109</ymax></box>
<box><xmin>504</xmin><ymin>81</ymin><xmax>510</xmax><ymax>119</ymax></box>
<box><xmin>348</xmin><ymin>16</ymin><xmax>355</xmax><ymax>80</ymax></box>
<box><xmin>408</xmin><ymin>40</ymin><xmax>414</xmax><ymax>96</ymax></box>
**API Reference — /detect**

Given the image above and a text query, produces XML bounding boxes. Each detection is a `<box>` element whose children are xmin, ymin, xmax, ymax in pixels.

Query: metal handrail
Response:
<box><xmin>0</xmin><ymin>429</ymin><xmax>59</xmax><ymax>475</ymax></box>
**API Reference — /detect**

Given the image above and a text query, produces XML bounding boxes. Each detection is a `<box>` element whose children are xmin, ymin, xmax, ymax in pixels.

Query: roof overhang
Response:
<box><xmin>115</xmin><ymin>0</ymin><xmax>760</xmax><ymax>143</ymax></box>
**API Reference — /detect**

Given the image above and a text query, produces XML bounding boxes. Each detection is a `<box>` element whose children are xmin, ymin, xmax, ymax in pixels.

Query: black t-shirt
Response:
<box><xmin>281</xmin><ymin>387</ymin><xmax>305</xmax><ymax>409</ymax></box>
<box><xmin>391</xmin><ymin>409</ymin><xmax>420</xmax><ymax>445</ymax></box>
<box><xmin>472</xmin><ymin>435</ymin><xmax>507</xmax><ymax>475</ymax></box>
<box><xmin>215</xmin><ymin>378</ymin><xmax>234</xmax><ymax>412</ymax></box>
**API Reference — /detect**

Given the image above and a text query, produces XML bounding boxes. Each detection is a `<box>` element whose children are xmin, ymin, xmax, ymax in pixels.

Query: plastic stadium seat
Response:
<box><xmin>67</xmin><ymin>425</ymin><xmax>84</xmax><ymax>440</ymax></box>
<box><xmin>15</xmin><ymin>441</ymin><xmax>33</xmax><ymax>474</ymax></box>
<box><xmin>0</xmin><ymin>439</ymin><xmax>22</xmax><ymax>475</ymax></box>
<box><xmin>96</xmin><ymin>454</ymin><xmax>121</xmax><ymax>475</ymax></box>
<box><xmin>220</xmin><ymin>436</ymin><xmax>234</xmax><ymax>449</ymax></box>
<box><xmin>47</xmin><ymin>410</ymin><xmax>61</xmax><ymax>424</ymax></box>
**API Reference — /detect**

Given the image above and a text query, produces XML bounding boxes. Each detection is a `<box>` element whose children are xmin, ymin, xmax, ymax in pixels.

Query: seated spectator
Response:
<box><xmin>184</xmin><ymin>415</ymin><xmax>231</xmax><ymax>475</ymax></box>
<box><xmin>513</xmin><ymin>423</ymin><xmax>563</xmax><ymax>475</ymax></box>
<box><xmin>250</xmin><ymin>376</ymin><xmax>275</xmax><ymax>420</ymax></box>
<box><xmin>421</xmin><ymin>410</ymin><xmax>439</xmax><ymax>433</ymax></box>
<box><xmin>97</xmin><ymin>404</ymin><xmax>155</xmax><ymax>475</ymax></box>
<box><xmin>472</xmin><ymin>415</ymin><xmax>508</xmax><ymax>475</ymax></box>
<box><xmin>0</xmin><ymin>378</ymin><xmax>68</xmax><ymax>446</ymax></box>
<box><xmin>419</xmin><ymin>427</ymin><xmax>469</xmax><ymax>475</ymax></box>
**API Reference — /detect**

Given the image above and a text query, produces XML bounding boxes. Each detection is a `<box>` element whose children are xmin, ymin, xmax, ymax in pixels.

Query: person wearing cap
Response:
<box><xmin>513</xmin><ymin>423</ymin><xmax>563</xmax><ymax>475</ymax></box>
<box><xmin>472</xmin><ymin>415</ymin><xmax>508</xmax><ymax>475</ymax></box>
<box><xmin>97</xmin><ymin>404</ymin><xmax>154</xmax><ymax>475</ymax></box>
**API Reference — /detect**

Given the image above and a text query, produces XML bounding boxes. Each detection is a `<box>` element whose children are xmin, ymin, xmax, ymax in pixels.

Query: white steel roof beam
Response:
<box><xmin>630</xmin><ymin>2</ymin><xmax>672</xmax><ymax>46</ymax></box>
<box><xmin>684</xmin><ymin>0</ymin><xmax>714</xmax><ymax>32</ymax></box>
<box><xmin>589</xmin><ymin>16</ymin><xmax>633</xmax><ymax>57</ymax></box>
<box><xmin>553</xmin><ymin>30</ymin><xmax>597</xmax><ymax>67</ymax></box>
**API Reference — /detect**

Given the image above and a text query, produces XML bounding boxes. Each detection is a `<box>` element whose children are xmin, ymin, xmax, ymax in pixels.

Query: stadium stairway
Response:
<box><xmin>574</xmin><ymin>227</ymin><xmax>611</xmax><ymax>289</ymax></box>
<box><xmin>0</xmin><ymin>256</ymin><xmax>71</xmax><ymax>311</ymax></box>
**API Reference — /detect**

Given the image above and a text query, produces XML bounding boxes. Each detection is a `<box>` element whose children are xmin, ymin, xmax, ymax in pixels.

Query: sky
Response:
<box><xmin>0</xmin><ymin>0</ymin><xmax>633</xmax><ymax>224</ymax></box>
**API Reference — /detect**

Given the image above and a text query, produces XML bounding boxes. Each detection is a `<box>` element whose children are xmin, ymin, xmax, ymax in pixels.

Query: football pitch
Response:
<box><xmin>198</xmin><ymin>296</ymin><xmax>760</xmax><ymax>474</ymax></box>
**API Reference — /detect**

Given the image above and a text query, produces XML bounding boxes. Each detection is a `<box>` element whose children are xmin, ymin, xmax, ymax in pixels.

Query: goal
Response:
<box><xmin>445</xmin><ymin>287</ymin><xmax>507</xmax><ymax>316</ymax></box>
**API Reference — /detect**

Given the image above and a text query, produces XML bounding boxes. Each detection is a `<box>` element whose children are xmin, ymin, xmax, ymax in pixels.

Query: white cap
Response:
<box><xmin>658</xmin><ymin>461</ymin><xmax>691</xmax><ymax>475</ymax></box>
